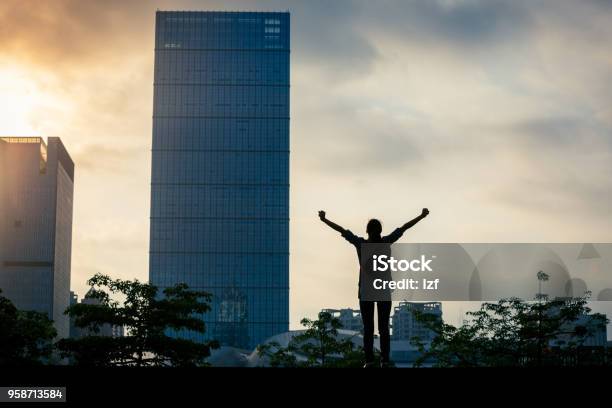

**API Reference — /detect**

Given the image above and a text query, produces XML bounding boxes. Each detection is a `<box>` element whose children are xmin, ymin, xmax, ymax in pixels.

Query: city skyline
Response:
<box><xmin>1</xmin><ymin>0</ymin><xmax>612</xmax><ymax>331</ymax></box>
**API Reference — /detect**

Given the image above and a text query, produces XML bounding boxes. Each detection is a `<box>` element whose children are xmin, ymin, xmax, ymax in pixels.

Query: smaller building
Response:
<box><xmin>69</xmin><ymin>289</ymin><xmax>124</xmax><ymax>338</ymax></box>
<box><xmin>391</xmin><ymin>301</ymin><xmax>442</xmax><ymax>344</ymax></box>
<box><xmin>68</xmin><ymin>291</ymin><xmax>79</xmax><ymax>339</ymax></box>
<box><xmin>322</xmin><ymin>308</ymin><xmax>363</xmax><ymax>333</ymax></box>
<box><xmin>548</xmin><ymin>297</ymin><xmax>607</xmax><ymax>348</ymax></box>
<box><xmin>390</xmin><ymin>302</ymin><xmax>442</xmax><ymax>366</ymax></box>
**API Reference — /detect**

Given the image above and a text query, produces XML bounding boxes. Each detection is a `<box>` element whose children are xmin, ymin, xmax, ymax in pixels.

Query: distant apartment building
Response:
<box><xmin>390</xmin><ymin>302</ymin><xmax>442</xmax><ymax>366</ymax></box>
<box><xmin>549</xmin><ymin>297</ymin><xmax>607</xmax><ymax>348</ymax></box>
<box><xmin>322</xmin><ymin>308</ymin><xmax>363</xmax><ymax>333</ymax></box>
<box><xmin>0</xmin><ymin>137</ymin><xmax>74</xmax><ymax>338</ymax></box>
<box><xmin>391</xmin><ymin>301</ymin><xmax>442</xmax><ymax>343</ymax></box>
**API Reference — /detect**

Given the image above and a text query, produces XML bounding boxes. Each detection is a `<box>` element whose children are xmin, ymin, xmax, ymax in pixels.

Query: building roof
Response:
<box><xmin>0</xmin><ymin>136</ymin><xmax>45</xmax><ymax>145</ymax></box>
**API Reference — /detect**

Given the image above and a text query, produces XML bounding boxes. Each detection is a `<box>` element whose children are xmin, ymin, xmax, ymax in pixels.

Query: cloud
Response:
<box><xmin>288</xmin><ymin>0</ymin><xmax>380</xmax><ymax>79</ymax></box>
<box><xmin>0</xmin><ymin>0</ymin><xmax>151</xmax><ymax>68</ymax></box>
<box><xmin>71</xmin><ymin>144</ymin><xmax>145</xmax><ymax>173</ymax></box>
<box><xmin>480</xmin><ymin>114</ymin><xmax>612</xmax><ymax>219</ymax></box>
<box><xmin>490</xmin><ymin>175</ymin><xmax>612</xmax><ymax>219</ymax></box>
<box><xmin>503</xmin><ymin>115</ymin><xmax>612</xmax><ymax>153</ymax></box>
<box><xmin>304</xmin><ymin>106</ymin><xmax>425</xmax><ymax>174</ymax></box>
<box><xmin>368</xmin><ymin>0</ymin><xmax>533</xmax><ymax>48</ymax></box>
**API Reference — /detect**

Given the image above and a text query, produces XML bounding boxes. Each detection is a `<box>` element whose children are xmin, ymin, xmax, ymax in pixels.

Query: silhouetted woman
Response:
<box><xmin>318</xmin><ymin>208</ymin><xmax>430</xmax><ymax>367</ymax></box>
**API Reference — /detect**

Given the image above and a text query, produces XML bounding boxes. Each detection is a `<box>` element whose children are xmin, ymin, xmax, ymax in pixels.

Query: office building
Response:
<box><xmin>322</xmin><ymin>308</ymin><xmax>363</xmax><ymax>333</ymax></box>
<box><xmin>149</xmin><ymin>11</ymin><xmax>290</xmax><ymax>349</ymax></box>
<box><xmin>391</xmin><ymin>301</ymin><xmax>442</xmax><ymax>343</ymax></box>
<box><xmin>0</xmin><ymin>136</ymin><xmax>74</xmax><ymax>338</ymax></box>
<box><xmin>389</xmin><ymin>302</ymin><xmax>442</xmax><ymax>366</ymax></box>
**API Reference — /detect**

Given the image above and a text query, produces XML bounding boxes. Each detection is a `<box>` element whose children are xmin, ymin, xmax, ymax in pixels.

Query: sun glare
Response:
<box><xmin>0</xmin><ymin>66</ymin><xmax>50</xmax><ymax>136</ymax></box>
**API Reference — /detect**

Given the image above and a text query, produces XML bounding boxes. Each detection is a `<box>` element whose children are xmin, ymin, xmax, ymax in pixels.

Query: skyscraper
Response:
<box><xmin>0</xmin><ymin>137</ymin><xmax>74</xmax><ymax>339</ymax></box>
<box><xmin>149</xmin><ymin>11</ymin><xmax>290</xmax><ymax>349</ymax></box>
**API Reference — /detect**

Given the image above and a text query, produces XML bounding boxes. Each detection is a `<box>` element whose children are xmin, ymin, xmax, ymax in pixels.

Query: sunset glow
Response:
<box><xmin>0</xmin><ymin>66</ymin><xmax>44</xmax><ymax>135</ymax></box>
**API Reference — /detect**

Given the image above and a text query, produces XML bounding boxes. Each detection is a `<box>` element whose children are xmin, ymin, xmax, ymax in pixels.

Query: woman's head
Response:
<box><xmin>366</xmin><ymin>218</ymin><xmax>382</xmax><ymax>237</ymax></box>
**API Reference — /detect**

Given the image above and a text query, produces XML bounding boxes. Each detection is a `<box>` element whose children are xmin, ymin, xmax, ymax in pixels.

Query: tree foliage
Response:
<box><xmin>57</xmin><ymin>274</ymin><xmax>218</xmax><ymax>367</ymax></box>
<box><xmin>412</xmin><ymin>295</ymin><xmax>609</xmax><ymax>367</ymax></box>
<box><xmin>0</xmin><ymin>290</ymin><xmax>57</xmax><ymax>366</ymax></box>
<box><xmin>257</xmin><ymin>311</ymin><xmax>365</xmax><ymax>367</ymax></box>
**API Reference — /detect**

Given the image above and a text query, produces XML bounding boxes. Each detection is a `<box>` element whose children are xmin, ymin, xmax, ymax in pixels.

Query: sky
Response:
<box><xmin>1</xmin><ymin>0</ymin><xmax>612</xmax><ymax>332</ymax></box>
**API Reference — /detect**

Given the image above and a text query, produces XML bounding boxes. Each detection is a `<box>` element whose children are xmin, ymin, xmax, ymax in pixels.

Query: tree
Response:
<box><xmin>0</xmin><ymin>290</ymin><xmax>57</xmax><ymax>366</ymax></box>
<box><xmin>257</xmin><ymin>311</ymin><xmax>366</xmax><ymax>367</ymax></box>
<box><xmin>57</xmin><ymin>274</ymin><xmax>218</xmax><ymax>367</ymax></box>
<box><xmin>412</xmin><ymin>294</ymin><xmax>609</xmax><ymax>367</ymax></box>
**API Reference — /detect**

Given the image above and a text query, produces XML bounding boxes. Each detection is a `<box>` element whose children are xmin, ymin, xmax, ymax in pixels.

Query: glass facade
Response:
<box><xmin>149</xmin><ymin>11</ymin><xmax>290</xmax><ymax>349</ymax></box>
<box><xmin>0</xmin><ymin>137</ymin><xmax>74</xmax><ymax>339</ymax></box>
